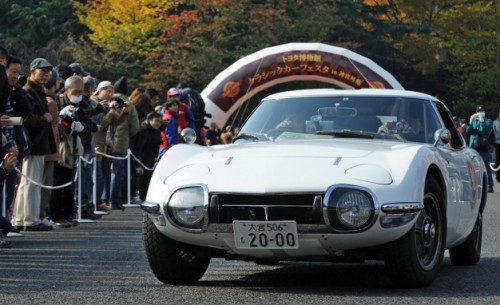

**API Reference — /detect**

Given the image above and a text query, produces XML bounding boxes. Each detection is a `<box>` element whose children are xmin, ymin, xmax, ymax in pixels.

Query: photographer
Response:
<box><xmin>51</xmin><ymin>76</ymin><xmax>96</xmax><ymax>222</ymax></box>
<box><xmin>104</xmin><ymin>95</ymin><xmax>139</xmax><ymax>211</ymax></box>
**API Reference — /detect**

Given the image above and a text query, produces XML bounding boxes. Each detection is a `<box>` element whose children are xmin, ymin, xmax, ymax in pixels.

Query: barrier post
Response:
<box><xmin>75</xmin><ymin>156</ymin><xmax>96</xmax><ymax>223</ymax></box>
<box><xmin>2</xmin><ymin>183</ymin><xmax>6</xmax><ymax>218</ymax></box>
<box><xmin>123</xmin><ymin>149</ymin><xmax>139</xmax><ymax>207</ymax></box>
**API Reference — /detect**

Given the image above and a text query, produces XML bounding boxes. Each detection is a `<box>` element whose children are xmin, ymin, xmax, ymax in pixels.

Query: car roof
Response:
<box><xmin>263</xmin><ymin>89</ymin><xmax>439</xmax><ymax>102</ymax></box>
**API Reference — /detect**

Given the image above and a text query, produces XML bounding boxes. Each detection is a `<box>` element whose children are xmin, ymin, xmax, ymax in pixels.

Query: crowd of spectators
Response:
<box><xmin>0</xmin><ymin>46</ymin><xmax>219</xmax><ymax>248</ymax></box>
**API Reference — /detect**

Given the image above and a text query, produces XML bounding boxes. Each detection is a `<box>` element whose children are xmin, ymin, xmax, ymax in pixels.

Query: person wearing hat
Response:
<box><xmin>90</xmin><ymin>81</ymin><xmax>116</xmax><ymax>211</ymax></box>
<box><xmin>158</xmin><ymin>97</ymin><xmax>180</xmax><ymax>157</ymax></box>
<box><xmin>166</xmin><ymin>87</ymin><xmax>195</xmax><ymax>142</ymax></box>
<box><xmin>466</xmin><ymin>105</ymin><xmax>494</xmax><ymax>192</ymax></box>
<box><xmin>113</xmin><ymin>76</ymin><xmax>128</xmax><ymax>101</ymax></box>
<box><xmin>68</xmin><ymin>63</ymin><xmax>89</xmax><ymax>77</ymax></box>
<box><xmin>13</xmin><ymin>58</ymin><xmax>57</xmax><ymax>231</ymax></box>
<box><xmin>93</xmin><ymin>81</ymin><xmax>114</xmax><ymax>100</ymax></box>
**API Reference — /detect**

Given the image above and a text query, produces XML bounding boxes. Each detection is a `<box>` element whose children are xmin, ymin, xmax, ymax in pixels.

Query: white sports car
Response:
<box><xmin>141</xmin><ymin>89</ymin><xmax>487</xmax><ymax>288</ymax></box>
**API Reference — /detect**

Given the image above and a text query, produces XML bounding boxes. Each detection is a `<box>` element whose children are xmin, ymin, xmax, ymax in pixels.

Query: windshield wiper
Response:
<box><xmin>315</xmin><ymin>129</ymin><xmax>375</xmax><ymax>139</ymax></box>
<box><xmin>316</xmin><ymin>129</ymin><xmax>406</xmax><ymax>142</ymax></box>
<box><xmin>232</xmin><ymin>132</ymin><xmax>272</xmax><ymax>143</ymax></box>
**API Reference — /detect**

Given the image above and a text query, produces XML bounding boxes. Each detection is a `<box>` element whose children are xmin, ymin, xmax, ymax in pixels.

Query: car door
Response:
<box><xmin>432</xmin><ymin>102</ymin><xmax>473</xmax><ymax>243</ymax></box>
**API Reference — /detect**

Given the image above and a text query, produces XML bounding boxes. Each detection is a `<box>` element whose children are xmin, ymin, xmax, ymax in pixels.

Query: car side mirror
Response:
<box><xmin>433</xmin><ymin>128</ymin><xmax>451</xmax><ymax>147</ymax></box>
<box><xmin>181</xmin><ymin>128</ymin><xmax>197</xmax><ymax>144</ymax></box>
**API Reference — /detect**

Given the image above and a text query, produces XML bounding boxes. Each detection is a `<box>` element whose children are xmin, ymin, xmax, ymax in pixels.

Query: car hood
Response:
<box><xmin>163</xmin><ymin>140</ymin><xmax>419</xmax><ymax>193</ymax></box>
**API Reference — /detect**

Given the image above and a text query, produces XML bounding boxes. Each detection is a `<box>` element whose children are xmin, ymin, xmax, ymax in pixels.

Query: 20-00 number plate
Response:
<box><xmin>233</xmin><ymin>221</ymin><xmax>299</xmax><ymax>249</ymax></box>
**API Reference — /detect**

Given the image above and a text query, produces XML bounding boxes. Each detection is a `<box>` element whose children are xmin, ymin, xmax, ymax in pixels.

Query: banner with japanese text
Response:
<box><xmin>202</xmin><ymin>43</ymin><xmax>403</xmax><ymax>127</ymax></box>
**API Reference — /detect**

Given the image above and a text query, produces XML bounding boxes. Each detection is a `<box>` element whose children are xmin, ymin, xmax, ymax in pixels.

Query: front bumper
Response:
<box><xmin>141</xmin><ymin>201</ymin><xmax>423</xmax><ymax>258</ymax></box>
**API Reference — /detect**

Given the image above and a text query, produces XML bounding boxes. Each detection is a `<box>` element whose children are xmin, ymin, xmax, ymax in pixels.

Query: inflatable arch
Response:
<box><xmin>201</xmin><ymin>43</ymin><xmax>404</xmax><ymax>127</ymax></box>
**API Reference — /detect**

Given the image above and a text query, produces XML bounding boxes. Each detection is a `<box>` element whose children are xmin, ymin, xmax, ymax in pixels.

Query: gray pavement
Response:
<box><xmin>1</xmin><ymin>190</ymin><xmax>499</xmax><ymax>305</ymax></box>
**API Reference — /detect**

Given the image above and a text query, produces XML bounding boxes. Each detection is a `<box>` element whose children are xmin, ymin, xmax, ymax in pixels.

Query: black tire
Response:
<box><xmin>449</xmin><ymin>213</ymin><xmax>482</xmax><ymax>265</ymax></box>
<box><xmin>142</xmin><ymin>213</ymin><xmax>210</xmax><ymax>284</ymax></box>
<box><xmin>384</xmin><ymin>176</ymin><xmax>446</xmax><ymax>288</ymax></box>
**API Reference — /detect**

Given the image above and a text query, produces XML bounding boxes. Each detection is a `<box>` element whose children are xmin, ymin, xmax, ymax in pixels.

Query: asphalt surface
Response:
<box><xmin>1</xmin><ymin>186</ymin><xmax>499</xmax><ymax>305</ymax></box>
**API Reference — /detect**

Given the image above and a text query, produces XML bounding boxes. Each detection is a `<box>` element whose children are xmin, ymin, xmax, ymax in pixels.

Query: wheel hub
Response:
<box><xmin>421</xmin><ymin>216</ymin><xmax>436</xmax><ymax>247</ymax></box>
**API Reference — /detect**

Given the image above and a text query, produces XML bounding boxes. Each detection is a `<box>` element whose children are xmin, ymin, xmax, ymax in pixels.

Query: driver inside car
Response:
<box><xmin>377</xmin><ymin>117</ymin><xmax>423</xmax><ymax>141</ymax></box>
<box><xmin>273</xmin><ymin>114</ymin><xmax>305</xmax><ymax>132</ymax></box>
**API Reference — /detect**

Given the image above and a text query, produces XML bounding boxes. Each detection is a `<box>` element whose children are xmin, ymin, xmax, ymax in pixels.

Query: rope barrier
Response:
<box><xmin>2</xmin><ymin>148</ymin><xmax>154</xmax><ymax>220</ymax></box>
<box><xmin>14</xmin><ymin>167</ymin><xmax>74</xmax><ymax>189</ymax></box>
<box><xmin>5</xmin><ymin>151</ymin><xmax>153</xmax><ymax>192</ymax></box>
<box><xmin>128</xmin><ymin>150</ymin><xmax>155</xmax><ymax>171</ymax></box>
<box><xmin>79</xmin><ymin>155</ymin><xmax>94</xmax><ymax>165</ymax></box>
<box><xmin>94</xmin><ymin>150</ymin><xmax>129</xmax><ymax>160</ymax></box>
<box><xmin>95</xmin><ymin>149</ymin><xmax>155</xmax><ymax>171</ymax></box>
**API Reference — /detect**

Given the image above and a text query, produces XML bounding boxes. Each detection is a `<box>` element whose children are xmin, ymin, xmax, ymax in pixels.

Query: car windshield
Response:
<box><xmin>237</xmin><ymin>95</ymin><xmax>442</xmax><ymax>144</ymax></box>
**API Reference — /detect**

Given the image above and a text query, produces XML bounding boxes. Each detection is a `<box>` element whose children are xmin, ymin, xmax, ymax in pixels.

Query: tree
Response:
<box><xmin>72</xmin><ymin>0</ymin><xmax>173</xmax><ymax>58</ymax></box>
<box><xmin>327</xmin><ymin>0</ymin><xmax>429</xmax><ymax>90</ymax></box>
<box><xmin>434</xmin><ymin>1</ymin><xmax>500</xmax><ymax>115</ymax></box>
<box><xmin>364</xmin><ymin>0</ymin><xmax>500</xmax><ymax>116</ymax></box>
<box><xmin>73</xmin><ymin>0</ymin><xmax>343</xmax><ymax>91</ymax></box>
<box><xmin>143</xmin><ymin>0</ymin><xmax>344</xmax><ymax>90</ymax></box>
<box><xmin>0</xmin><ymin>0</ymin><xmax>84</xmax><ymax>63</ymax></box>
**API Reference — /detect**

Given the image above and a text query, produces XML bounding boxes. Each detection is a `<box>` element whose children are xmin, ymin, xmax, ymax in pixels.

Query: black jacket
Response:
<box><xmin>131</xmin><ymin>121</ymin><xmax>162</xmax><ymax>168</ymax></box>
<box><xmin>10</xmin><ymin>87</ymin><xmax>34</xmax><ymax>160</ymax></box>
<box><xmin>23</xmin><ymin>78</ymin><xmax>56</xmax><ymax>155</ymax></box>
<box><xmin>0</xmin><ymin>66</ymin><xmax>8</xmax><ymax>157</ymax></box>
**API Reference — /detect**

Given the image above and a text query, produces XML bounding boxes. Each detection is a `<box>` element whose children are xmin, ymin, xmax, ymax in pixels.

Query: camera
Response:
<box><xmin>66</xmin><ymin>107</ymin><xmax>78</xmax><ymax>118</ymax></box>
<box><xmin>17</xmin><ymin>74</ymin><xmax>27</xmax><ymax>87</ymax></box>
<box><xmin>112</xmin><ymin>102</ymin><xmax>126</xmax><ymax>109</ymax></box>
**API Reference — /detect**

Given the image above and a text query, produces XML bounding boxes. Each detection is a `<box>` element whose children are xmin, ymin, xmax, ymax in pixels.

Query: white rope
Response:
<box><xmin>128</xmin><ymin>150</ymin><xmax>155</xmax><ymax>171</ymax></box>
<box><xmin>489</xmin><ymin>163</ymin><xmax>500</xmax><ymax>172</ymax></box>
<box><xmin>13</xmin><ymin>148</ymin><xmax>155</xmax><ymax>192</ymax></box>
<box><xmin>95</xmin><ymin>150</ymin><xmax>130</xmax><ymax>160</ymax></box>
<box><xmin>14</xmin><ymin>167</ymin><xmax>74</xmax><ymax>190</ymax></box>
<box><xmin>79</xmin><ymin>155</ymin><xmax>94</xmax><ymax>165</ymax></box>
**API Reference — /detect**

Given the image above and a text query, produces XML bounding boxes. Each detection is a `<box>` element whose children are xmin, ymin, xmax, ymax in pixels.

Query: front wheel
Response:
<box><xmin>384</xmin><ymin>176</ymin><xmax>446</xmax><ymax>288</ymax></box>
<box><xmin>142</xmin><ymin>214</ymin><xmax>210</xmax><ymax>284</ymax></box>
<box><xmin>449</xmin><ymin>213</ymin><xmax>482</xmax><ymax>265</ymax></box>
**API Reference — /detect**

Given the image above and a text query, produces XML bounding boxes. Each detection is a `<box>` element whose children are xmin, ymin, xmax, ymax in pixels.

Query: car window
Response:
<box><xmin>238</xmin><ymin>95</ymin><xmax>441</xmax><ymax>144</ymax></box>
<box><xmin>435</xmin><ymin>102</ymin><xmax>464</xmax><ymax>149</ymax></box>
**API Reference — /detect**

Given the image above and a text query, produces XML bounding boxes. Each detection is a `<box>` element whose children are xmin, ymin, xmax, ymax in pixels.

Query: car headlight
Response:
<box><xmin>336</xmin><ymin>191</ymin><xmax>372</xmax><ymax>227</ymax></box>
<box><xmin>324</xmin><ymin>187</ymin><xmax>376</xmax><ymax>231</ymax></box>
<box><xmin>167</xmin><ymin>186</ymin><xmax>206</xmax><ymax>229</ymax></box>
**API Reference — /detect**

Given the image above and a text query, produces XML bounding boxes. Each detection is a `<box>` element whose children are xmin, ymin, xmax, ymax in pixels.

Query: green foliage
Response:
<box><xmin>435</xmin><ymin>1</ymin><xmax>500</xmax><ymax>114</ymax></box>
<box><xmin>1</xmin><ymin>0</ymin><xmax>498</xmax><ymax>119</ymax></box>
<box><xmin>0</xmin><ymin>0</ymin><xmax>83</xmax><ymax>48</ymax></box>
<box><xmin>329</xmin><ymin>1</ymin><xmax>414</xmax><ymax>75</ymax></box>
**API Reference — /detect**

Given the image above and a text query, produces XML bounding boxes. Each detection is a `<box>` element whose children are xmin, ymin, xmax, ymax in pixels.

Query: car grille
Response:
<box><xmin>209</xmin><ymin>194</ymin><xmax>324</xmax><ymax>224</ymax></box>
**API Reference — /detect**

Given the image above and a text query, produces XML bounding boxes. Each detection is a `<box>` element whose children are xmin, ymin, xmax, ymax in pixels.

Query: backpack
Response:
<box><xmin>181</xmin><ymin>88</ymin><xmax>208</xmax><ymax>121</ymax></box>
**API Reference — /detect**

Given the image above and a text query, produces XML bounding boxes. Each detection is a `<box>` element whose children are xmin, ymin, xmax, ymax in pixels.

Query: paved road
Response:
<box><xmin>1</xmin><ymin>188</ymin><xmax>499</xmax><ymax>305</ymax></box>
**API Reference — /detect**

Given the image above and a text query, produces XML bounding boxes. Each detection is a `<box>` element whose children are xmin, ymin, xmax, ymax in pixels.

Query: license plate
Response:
<box><xmin>233</xmin><ymin>221</ymin><xmax>299</xmax><ymax>249</ymax></box>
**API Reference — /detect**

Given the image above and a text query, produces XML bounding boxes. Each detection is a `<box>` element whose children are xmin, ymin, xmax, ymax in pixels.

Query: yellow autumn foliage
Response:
<box><xmin>72</xmin><ymin>0</ymin><xmax>175</xmax><ymax>56</ymax></box>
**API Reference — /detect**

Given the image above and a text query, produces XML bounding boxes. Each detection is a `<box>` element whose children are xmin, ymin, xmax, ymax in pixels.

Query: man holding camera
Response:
<box><xmin>53</xmin><ymin>75</ymin><xmax>95</xmax><ymax>221</ymax></box>
<box><xmin>105</xmin><ymin>95</ymin><xmax>139</xmax><ymax>211</ymax></box>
